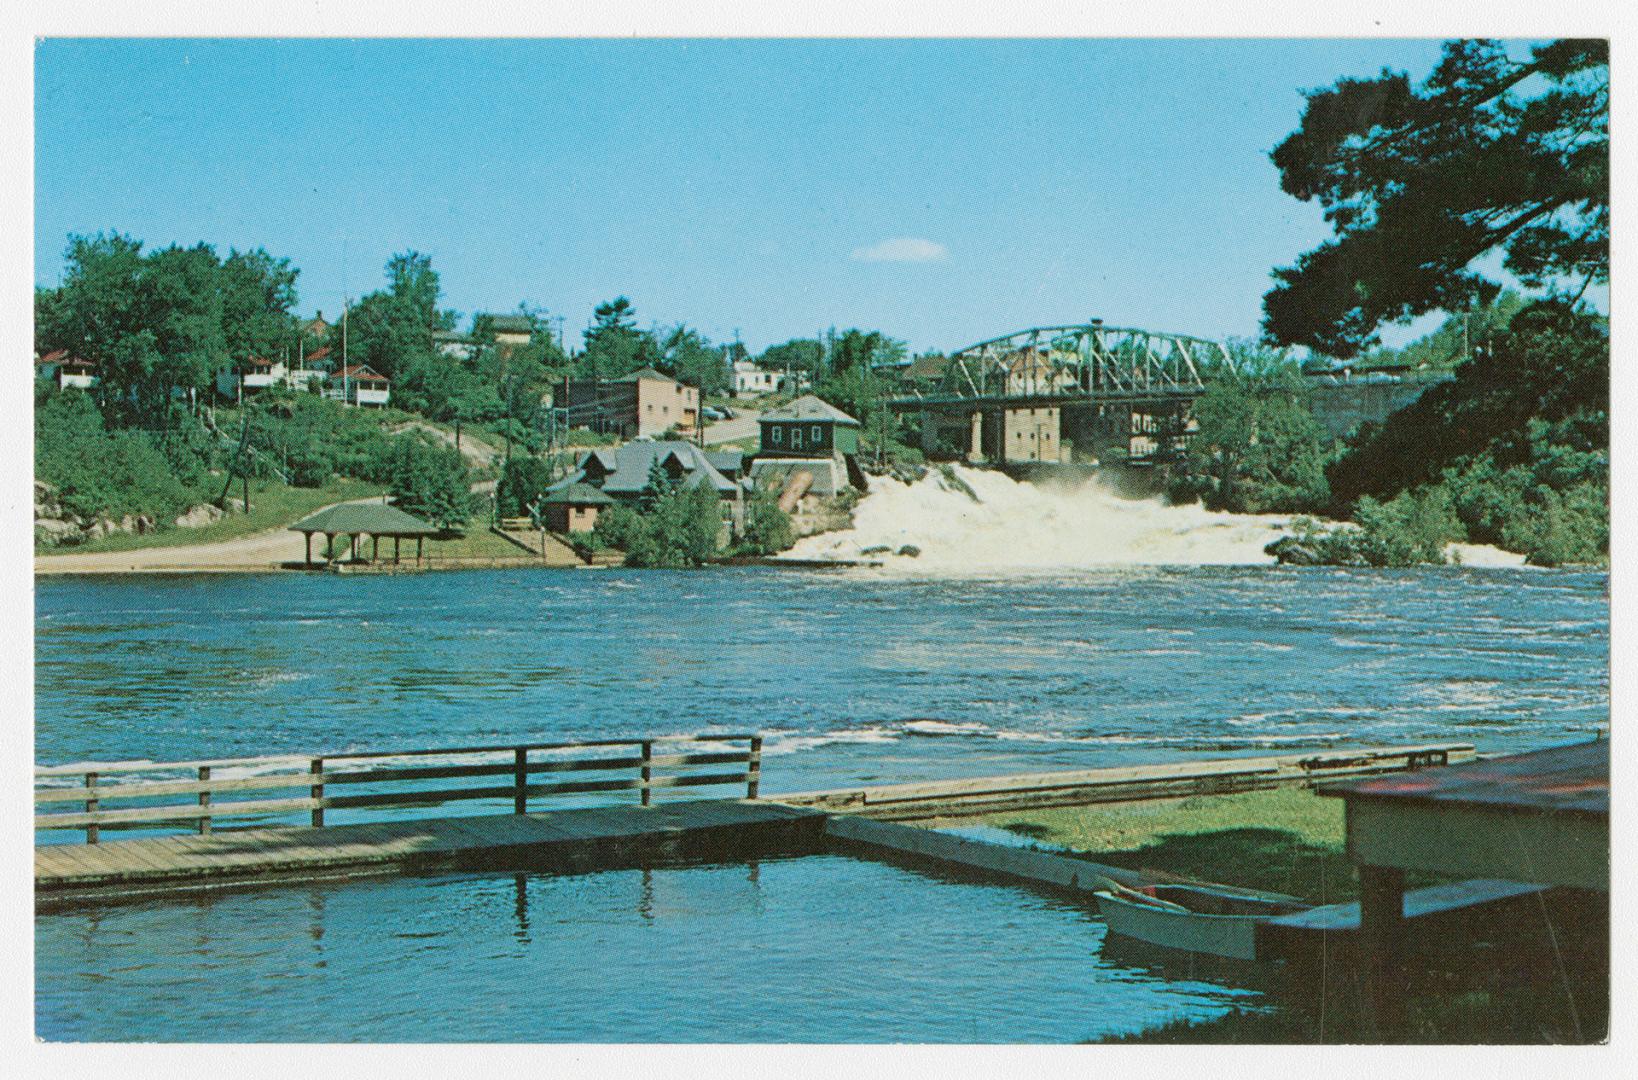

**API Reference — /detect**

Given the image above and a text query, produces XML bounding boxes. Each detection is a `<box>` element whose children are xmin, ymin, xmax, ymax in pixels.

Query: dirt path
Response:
<box><xmin>34</xmin><ymin>494</ymin><xmax>397</xmax><ymax>574</ymax></box>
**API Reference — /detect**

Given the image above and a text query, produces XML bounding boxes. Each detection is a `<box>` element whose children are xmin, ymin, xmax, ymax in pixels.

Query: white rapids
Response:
<box><xmin>781</xmin><ymin>465</ymin><xmax>1526</xmax><ymax>571</ymax></box>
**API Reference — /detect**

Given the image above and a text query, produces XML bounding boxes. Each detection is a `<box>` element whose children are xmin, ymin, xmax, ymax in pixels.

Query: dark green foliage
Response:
<box><xmin>1324</xmin><ymin>301</ymin><xmax>1607</xmax><ymax>563</ymax></box>
<box><xmin>387</xmin><ymin>436</ymin><xmax>472</xmax><ymax>529</ymax></box>
<box><xmin>1172</xmin><ymin>347</ymin><xmax>1334</xmax><ymax>513</ymax></box>
<box><xmin>34</xmin><ymin>388</ymin><xmax>194</xmax><ymax>524</ymax></box>
<box><xmin>738</xmin><ymin>483</ymin><xmax>795</xmax><ymax>556</ymax></box>
<box><xmin>660</xmin><ymin>325</ymin><xmax>729</xmax><ymax>396</ymax></box>
<box><xmin>1265</xmin><ymin>40</ymin><xmax>1608</xmax><ymax>356</ymax></box>
<box><xmin>578</xmin><ymin>296</ymin><xmax>662</xmax><ymax>379</ymax></box>
<box><xmin>758</xmin><ymin>338</ymin><xmax>824</xmax><ymax>376</ymax></box>
<box><xmin>36</xmin><ymin>232</ymin><xmax>300</xmax><ymax>424</ymax></box>
<box><xmin>495</xmin><ymin>456</ymin><xmax>554</xmax><ymax>519</ymax></box>
<box><xmin>590</xmin><ymin>503</ymin><xmax>648</xmax><ymax>552</ymax></box>
<box><xmin>590</xmin><ymin>488</ymin><xmax>724</xmax><ymax>568</ymax></box>
<box><xmin>640</xmin><ymin>458</ymin><xmax>676</xmax><ymax>512</ymax></box>
<box><xmin>1265</xmin><ymin>490</ymin><xmax>1463</xmax><ymax>568</ymax></box>
<box><xmin>628</xmin><ymin>486</ymin><xmax>722</xmax><ymax>567</ymax></box>
<box><xmin>248</xmin><ymin>393</ymin><xmax>398</xmax><ymax>486</ymax></box>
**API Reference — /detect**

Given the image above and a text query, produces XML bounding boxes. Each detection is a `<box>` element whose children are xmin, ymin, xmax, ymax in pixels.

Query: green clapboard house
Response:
<box><xmin>757</xmin><ymin>394</ymin><xmax>860</xmax><ymax>457</ymax></box>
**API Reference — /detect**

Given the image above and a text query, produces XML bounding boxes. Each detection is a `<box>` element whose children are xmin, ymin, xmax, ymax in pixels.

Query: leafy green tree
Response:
<box><xmin>578</xmin><ymin>296</ymin><xmax>660</xmax><ymax>379</ymax></box>
<box><xmin>328</xmin><ymin>251</ymin><xmax>454</xmax><ymax>382</ymax></box>
<box><xmin>659</xmin><ymin>325</ymin><xmax>728</xmax><ymax>395</ymax></box>
<box><xmin>1264</xmin><ymin>39</ymin><xmax>1608</xmax><ymax>356</ymax></box>
<box><xmin>387</xmin><ymin>435</ymin><xmax>472</xmax><ymax>529</ymax></box>
<box><xmin>35</xmin><ymin>387</ymin><xmax>195</xmax><ymax>527</ymax></box>
<box><xmin>739</xmin><ymin>482</ymin><xmax>794</xmax><ymax>555</ymax></box>
<box><xmin>1172</xmin><ymin>346</ymin><xmax>1333</xmax><ymax>513</ymax></box>
<box><xmin>626</xmin><ymin>486</ymin><xmax>722</xmax><ymax>568</ymax></box>
<box><xmin>495</xmin><ymin>456</ymin><xmax>553</xmax><ymax>519</ymax></box>
<box><xmin>758</xmin><ymin>338</ymin><xmax>824</xmax><ymax>376</ymax></box>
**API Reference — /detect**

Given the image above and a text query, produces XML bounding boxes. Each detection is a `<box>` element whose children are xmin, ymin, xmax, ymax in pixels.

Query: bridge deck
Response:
<box><xmin>35</xmin><ymin>800</ymin><xmax>826</xmax><ymax>905</ymax></box>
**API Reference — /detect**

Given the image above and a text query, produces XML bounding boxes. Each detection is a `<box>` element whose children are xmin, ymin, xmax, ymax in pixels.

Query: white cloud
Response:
<box><xmin>850</xmin><ymin>237</ymin><xmax>948</xmax><ymax>263</ymax></box>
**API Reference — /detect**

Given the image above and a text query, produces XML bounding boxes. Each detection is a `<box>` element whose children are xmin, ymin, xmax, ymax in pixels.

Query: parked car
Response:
<box><xmin>701</xmin><ymin>406</ymin><xmax>726</xmax><ymax>421</ymax></box>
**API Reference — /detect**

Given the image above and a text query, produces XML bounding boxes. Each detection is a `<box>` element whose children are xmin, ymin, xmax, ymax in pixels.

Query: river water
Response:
<box><xmin>33</xmin><ymin>472</ymin><xmax>1609</xmax><ymax>1042</ymax></box>
<box><xmin>35</xmin><ymin>563</ymin><xmax>1608</xmax><ymax>785</ymax></box>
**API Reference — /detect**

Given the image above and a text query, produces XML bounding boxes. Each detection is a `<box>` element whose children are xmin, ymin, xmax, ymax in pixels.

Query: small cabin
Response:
<box><xmin>542</xmin><ymin>482</ymin><xmax>615</xmax><ymax>534</ymax></box>
<box><xmin>757</xmin><ymin>394</ymin><xmax>860</xmax><ymax>457</ymax></box>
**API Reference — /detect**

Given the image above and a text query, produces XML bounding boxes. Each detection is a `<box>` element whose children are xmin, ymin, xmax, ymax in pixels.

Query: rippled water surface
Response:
<box><xmin>35</xmin><ymin>566</ymin><xmax>1609</xmax><ymax>786</ymax></box>
<box><xmin>36</xmin><ymin>854</ymin><xmax>1260</xmax><ymax>1042</ymax></box>
<box><xmin>34</xmin><ymin>565</ymin><xmax>1607</xmax><ymax>1042</ymax></box>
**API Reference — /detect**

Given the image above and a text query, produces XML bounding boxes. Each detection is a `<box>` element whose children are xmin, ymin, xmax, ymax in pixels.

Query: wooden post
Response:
<box><xmin>417</xmin><ymin>536</ymin><xmax>424</xmax><ymax>564</ymax></box>
<box><xmin>310</xmin><ymin>758</ymin><xmax>325</xmax><ymax>827</ymax></box>
<box><xmin>395</xmin><ymin>535</ymin><xmax>401</xmax><ymax>564</ymax></box>
<box><xmin>640</xmin><ymin>740</ymin><xmax>653</xmax><ymax>806</ymax></box>
<box><xmin>373</xmin><ymin>535</ymin><xmax>380</xmax><ymax>563</ymax></box>
<box><xmin>304</xmin><ymin>532</ymin><xmax>313</xmax><ymax>568</ymax></box>
<box><xmin>514</xmin><ymin>748</ymin><xmax>528</xmax><ymax>814</ymax></box>
<box><xmin>1359</xmin><ymin>863</ymin><xmax>1407</xmax><ymax>1035</ymax></box>
<box><xmin>747</xmin><ymin>736</ymin><xmax>762</xmax><ymax>799</ymax></box>
<box><xmin>84</xmin><ymin>771</ymin><xmax>98</xmax><ymax>845</ymax></box>
<box><xmin>198</xmin><ymin>765</ymin><xmax>211</xmax><ymax>835</ymax></box>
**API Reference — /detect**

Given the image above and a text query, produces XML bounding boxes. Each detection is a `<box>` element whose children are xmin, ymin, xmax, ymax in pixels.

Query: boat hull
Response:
<box><xmin>1095</xmin><ymin>886</ymin><xmax>1309</xmax><ymax>961</ymax></box>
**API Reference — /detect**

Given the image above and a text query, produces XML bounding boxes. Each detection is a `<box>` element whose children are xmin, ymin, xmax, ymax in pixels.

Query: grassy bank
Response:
<box><xmin>38</xmin><ymin>478</ymin><xmax>385</xmax><ymax>555</ymax></box>
<box><xmin>423</xmin><ymin>518</ymin><xmax>546</xmax><ymax>560</ymax></box>
<box><xmin>983</xmin><ymin>785</ymin><xmax>1357</xmax><ymax>902</ymax></box>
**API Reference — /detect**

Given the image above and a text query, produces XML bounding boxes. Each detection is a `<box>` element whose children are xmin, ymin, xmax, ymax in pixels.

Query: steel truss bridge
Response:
<box><xmin>888</xmin><ymin>322</ymin><xmax>1235</xmax><ymax>411</ymax></box>
<box><xmin>887</xmin><ymin>322</ymin><xmax>1238</xmax><ymax>465</ymax></box>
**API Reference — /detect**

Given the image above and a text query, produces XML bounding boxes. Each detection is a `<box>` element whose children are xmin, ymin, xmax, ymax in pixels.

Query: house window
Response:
<box><xmin>812</xmin><ymin>424</ymin><xmax>823</xmax><ymax>443</ymax></box>
<box><xmin>771</xmin><ymin>427</ymin><xmax>782</xmax><ymax>445</ymax></box>
<box><xmin>791</xmin><ymin>427</ymin><xmax>805</xmax><ymax>450</ymax></box>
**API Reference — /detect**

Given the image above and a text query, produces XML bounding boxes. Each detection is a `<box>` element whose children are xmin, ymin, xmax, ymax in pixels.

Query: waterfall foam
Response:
<box><xmin>782</xmin><ymin>466</ymin><xmax>1526</xmax><ymax>571</ymax></box>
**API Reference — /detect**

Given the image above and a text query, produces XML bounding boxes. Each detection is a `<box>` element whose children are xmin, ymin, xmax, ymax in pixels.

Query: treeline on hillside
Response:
<box><xmin>35</xmin><ymin>382</ymin><xmax>477</xmax><ymax>542</ymax></box>
<box><xmin>1321</xmin><ymin>301</ymin><xmax>1607</xmax><ymax>566</ymax></box>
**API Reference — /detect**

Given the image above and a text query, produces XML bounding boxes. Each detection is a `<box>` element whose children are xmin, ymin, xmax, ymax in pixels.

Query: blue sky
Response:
<box><xmin>37</xmin><ymin>38</ymin><xmax>1476</xmax><ymax>355</ymax></box>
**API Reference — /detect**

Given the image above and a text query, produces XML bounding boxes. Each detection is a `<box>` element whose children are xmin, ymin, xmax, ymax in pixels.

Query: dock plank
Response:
<box><xmin>35</xmin><ymin>800</ymin><xmax>827</xmax><ymax>902</ymax></box>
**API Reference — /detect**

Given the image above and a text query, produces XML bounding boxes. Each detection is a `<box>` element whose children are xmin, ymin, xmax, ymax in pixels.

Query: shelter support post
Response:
<box><xmin>1359</xmin><ymin>863</ymin><xmax>1407</xmax><ymax>1034</ymax></box>
<box><xmin>394</xmin><ymin>536</ymin><xmax>401</xmax><ymax>564</ymax></box>
<box><xmin>304</xmin><ymin>532</ymin><xmax>313</xmax><ymax>568</ymax></box>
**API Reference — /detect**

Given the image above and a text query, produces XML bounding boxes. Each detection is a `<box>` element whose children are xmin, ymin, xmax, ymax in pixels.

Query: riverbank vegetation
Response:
<box><xmin>1254</xmin><ymin>39</ymin><xmax>1608</xmax><ymax>568</ymax></box>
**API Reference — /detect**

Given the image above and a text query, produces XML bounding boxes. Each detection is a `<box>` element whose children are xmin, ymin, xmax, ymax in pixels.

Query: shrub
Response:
<box><xmin>387</xmin><ymin>435</ymin><xmax>472</xmax><ymax>529</ymax></box>
<box><xmin>738</xmin><ymin>483</ymin><xmax>794</xmax><ymax>555</ymax></box>
<box><xmin>495</xmin><ymin>456</ymin><xmax>554</xmax><ymax>519</ymax></box>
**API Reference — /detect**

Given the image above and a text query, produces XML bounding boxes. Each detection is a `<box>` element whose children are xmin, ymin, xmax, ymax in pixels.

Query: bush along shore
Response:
<box><xmin>1252</xmin><ymin>301</ymin><xmax>1607</xmax><ymax>569</ymax></box>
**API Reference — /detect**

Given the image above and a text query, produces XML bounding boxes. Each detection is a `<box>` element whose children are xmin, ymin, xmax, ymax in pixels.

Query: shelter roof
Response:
<box><xmin>615</xmin><ymin>366</ymin><xmax>677</xmax><ymax>383</ymax></box>
<box><xmin>542</xmin><ymin>482</ymin><xmax>616</xmax><ymax>506</ymax></box>
<box><xmin>1322</xmin><ymin>739</ymin><xmax>1608</xmax><ymax>816</ymax></box>
<box><xmin>289</xmin><ymin>502</ymin><xmax>440</xmax><ymax>536</ymax></box>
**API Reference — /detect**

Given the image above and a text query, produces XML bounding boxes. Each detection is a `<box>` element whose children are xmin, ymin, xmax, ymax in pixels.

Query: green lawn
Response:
<box><xmin>423</xmin><ymin>517</ymin><xmax>543</xmax><ymax>560</ymax></box>
<box><xmin>982</xmin><ymin>785</ymin><xmax>1356</xmax><ymax>903</ymax></box>
<box><xmin>38</xmin><ymin>478</ymin><xmax>385</xmax><ymax>555</ymax></box>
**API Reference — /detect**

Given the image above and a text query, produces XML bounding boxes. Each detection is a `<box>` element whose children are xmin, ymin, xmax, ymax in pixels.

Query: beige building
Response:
<box><xmin>1002</xmin><ymin>406</ymin><xmax>1063</xmax><ymax>462</ymax></box>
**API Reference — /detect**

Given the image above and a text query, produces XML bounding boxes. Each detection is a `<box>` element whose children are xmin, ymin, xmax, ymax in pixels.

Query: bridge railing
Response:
<box><xmin>34</xmin><ymin>734</ymin><xmax>763</xmax><ymax>844</ymax></box>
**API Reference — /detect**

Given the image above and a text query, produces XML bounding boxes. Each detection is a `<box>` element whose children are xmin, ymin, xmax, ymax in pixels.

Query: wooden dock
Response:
<box><xmin>36</xmin><ymin>800</ymin><xmax>825</xmax><ymax>906</ymax></box>
<box><xmin>35</xmin><ymin>735</ymin><xmax>1478</xmax><ymax>908</ymax></box>
<box><xmin>774</xmin><ymin>742</ymin><xmax>1475</xmax><ymax>821</ymax></box>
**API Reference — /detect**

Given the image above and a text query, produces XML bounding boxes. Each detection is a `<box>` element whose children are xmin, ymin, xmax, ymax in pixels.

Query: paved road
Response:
<box><xmin>702</xmin><ymin>407</ymin><xmax>762</xmax><ymax>446</ymax></box>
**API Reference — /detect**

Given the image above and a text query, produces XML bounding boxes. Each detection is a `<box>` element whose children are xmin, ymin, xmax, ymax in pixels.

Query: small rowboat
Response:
<box><xmin>1094</xmin><ymin>882</ymin><xmax>1311</xmax><ymax>961</ymax></box>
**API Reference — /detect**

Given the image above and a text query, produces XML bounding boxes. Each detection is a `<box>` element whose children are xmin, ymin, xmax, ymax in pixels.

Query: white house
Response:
<box><xmin>326</xmin><ymin>364</ymin><xmax>391</xmax><ymax>407</ymax></box>
<box><xmin>732</xmin><ymin>360</ymin><xmax>781</xmax><ymax>396</ymax></box>
<box><xmin>215</xmin><ymin>357</ymin><xmax>328</xmax><ymax>402</ymax></box>
<box><xmin>38</xmin><ymin>350</ymin><xmax>99</xmax><ymax>391</ymax></box>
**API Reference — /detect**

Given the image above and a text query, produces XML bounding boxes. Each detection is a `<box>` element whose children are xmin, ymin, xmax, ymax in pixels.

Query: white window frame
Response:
<box><xmin>771</xmin><ymin>426</ymin><xmax>783</xmax><ymax>445</ymax></box>
<box><xmin>791</xmin><ymin>427</ymin><xmax>805</xmax><ymax>450</ymax></box>
<box><xmin>812</xmin><ymin>424</ymin><xmax>823</xmax><ymax>443</ymax></box>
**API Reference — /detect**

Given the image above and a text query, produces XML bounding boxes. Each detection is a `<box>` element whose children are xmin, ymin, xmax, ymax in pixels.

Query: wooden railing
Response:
<box><xmin>35</xmin><ymin>734</ymin><xmax>763</xmax><ymax>844</ymax></box>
